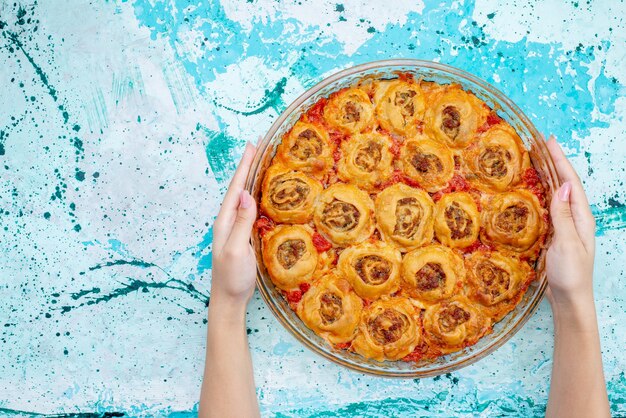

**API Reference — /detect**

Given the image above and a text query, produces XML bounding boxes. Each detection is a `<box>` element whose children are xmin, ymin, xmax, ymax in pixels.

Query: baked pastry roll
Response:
<box><xmin>466</xmin><ymin>250</ymin><xmax>533</xmax><ymax>321</ymax></box>
<box><xmin>433</xmin><ymin>192</ymin><xmax>480</xmax><ymax>249</ymax></box>
<box><xmin>480</xmin><ymin>190</ymin><xmax>547</xmax><ymax>258</ymax></box>
<box><xmin>313</xmin><ymin>183</ymin><xmax>375</xmax><ymax>246</ymax></box>
<box><xmin>352</xmin><ymin>297</ymin><xmax>420</xmax><ymax>361</ymax></box>
<box><xmin>423</xmin><ymin>295</ymin><xmax>489</xmax><ymax>354</ymax></box>
<box><xmin>400</xmin><ymin>136</ymin><xmax>455</xmax><ymax>192</ymax></box>
<box><xmin>374</xmin><ymin>183</ymin><xmax>435</xmax><ymax>252</ymax></box>
<box><xmin>337</xmin><ymin>132</ymin><xmax>394</xmax><ymax>189</ymax></box>
<box><xmin>323</xmin><ymin>87</ymin><xmax>375</xmax><ymax>134</ymax></box>
<box><xmin>374</xmin><ymin>80</ymin><xmax>426</xmax><ymax>137</ymax></box>
<box><xmin>401</xmin><ymin>245</ymin><xmax>465</xmax><ymax>305</ymax></box>
<box><xmin>337</xmin><ymin>241</ymin><xmax>402</xmax><ymax>300</ymax></box>
<box><xmin>463</xmin><ymin>124</ymin><xmax>530</xmax><ymax>192</ymax></box>
<box><xmin>262</xmin><ymin>224</ymin><xmax>319</xmax><ymax>291</ymax></box>
<box><xmin>424</xmin><ymin>84</ymin><xmax>487</xmax><ymax>148</ymax></box>
<box><xmin>297</xmin><ymin>272</ymin><xmax>363</xmax><ymax>345</ymax></box>
<box><xmin>260</xmin><ymin>164</ymin><xmax>322</xmax><ymax>223</ymax></box>
<box><xmin>275</xmin><ymin>121</ymin><xmax>334</xmax><ymax>179</ymax></box>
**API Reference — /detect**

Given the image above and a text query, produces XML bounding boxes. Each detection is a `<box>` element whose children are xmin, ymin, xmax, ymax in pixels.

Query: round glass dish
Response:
<box><xmin>245</xmin><ymin>59</ymin><xmax>558</xmax><ymax>378</ymax></box>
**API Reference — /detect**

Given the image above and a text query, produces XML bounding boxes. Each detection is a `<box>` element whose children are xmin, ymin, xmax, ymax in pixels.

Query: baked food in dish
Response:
<box><xmin>352</xmin><ymin>297</ymin><xmax>421</xmax><ymax>361</ymax></box>
<box><xmin>401</xmin><ymin>245</ymin><xmax>465</xmax><ymax>305</ymax></box>
<box><xmin>337</xmin><ymin>132</ymin><xmax>394</xmax><ymax>189</ymax></box>
<box><xmin>297</xmin><ymin>272</ymin><xmax>363</xmax><ymax>344</ymax></box>
<box><xmin>260</xmin><ymin>164</ymin><xmax>322</xmax><ymax>224</ymax></box>
<box><xmin>275</xmin><ymin>121</ymin><xmax>335</xmax><ymax>179</ymax></box>
<box><xmin>433</xmin><ymin>192</ymin><xmax>480</xmax><ymax>249</ymax></box>
<box><xmin>400</xmin><ymin>136</ymin><xmax>455</xmax><ymax>192</ymax></box>
<box><xmin>256</xmin><ymin>73</ymin><xmax>549</xmax><ymax>363</ymax></box>
<box><xmin>337</xmin><ymin>241</ymin><xmax>402</xmax><ymax>300</ymax></box>
<box><xmin>313</xmin><ymin>183</ymin><xmax>376</xmax><ymax>246</ymax></box>
<box><xmin>374</xmin><ymin>183</ymin><xmax>434</xmax><ymax>252</ymax></box>
<box><xmin>261</xmin><ymin>224</ymin><xmax>319</xmax><ymax>291</ymax></box>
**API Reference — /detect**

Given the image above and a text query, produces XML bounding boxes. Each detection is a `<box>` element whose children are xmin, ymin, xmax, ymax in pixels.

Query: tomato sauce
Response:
<box><xmin>312</xmin><ymin>232</ymin><xmax>332</xmax><ymax>252</ymax></box>
<box><xmin>254</xmin><ymin>216</ymin><xmax>275</xmax><ymax>237</ymax></box>
<box><xmin>306</xmin><ymin>97</ymin><xmax>327</xmax><ymax>124</ymax></box>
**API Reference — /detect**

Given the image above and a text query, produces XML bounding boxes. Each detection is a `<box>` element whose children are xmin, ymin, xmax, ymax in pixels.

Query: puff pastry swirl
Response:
<box><xmin>313</xmin><ymin>183</ymin><xmax>375</xmax><ymax>246</ymax></box>
<box><xmin>434</xmin><ymin>192</ymin><xmax>481</xmax><ymax>249</ymax></box>
<box><xmin>297</xmin><ymin>272</ymin><xmax>363</xmax><ymax>344</ymax></box>
<box><xmin>262</xmin><ymin>224</ymin><xmax>319</xmax><ymax>291</ymax></box>
<box><xmin>323</xmin><ymin>87</ymin><xmax>375</xmax><ymax>134</ymax></box>
<box><xmin>337</xmin><ymin>132</ymin><xmax>394</xmax><ymax>189</ymax></box>
<box><xmin>352</xmin><ymin>297</ymin><xmax>421</xmax><ymax>361</ymax></box>
<box><xmin>375</xmin><ymin>183</ymin><xmax>435</xmax><ymax>252</ymax></box>
<box><xmin>275</xmin><ymin>121</ymin><xmax>334</xmax><ymax>179</ymax></box>
<box><xmin>337</xmin><ymin>241</ymin><xmax>402</xmax><ymax>300</ymax></box>
<box><xmin>260</xmin><ymin>164</ymin><xmax>322</xmax><ymax>223</ymax></box>
<box><xmin>374</xmin><ymin>80</ymin><xmax>426</xmax><ymax>137</ymax></box>
<box><xmin>480</xmin><ymin>190</ymin><xmax>547</xmax><ymax>258</ymax></box>
<box><xmin>400</xmin><ymin>136</ymin><xmax>455</xmax><ymax>192</ymax></box>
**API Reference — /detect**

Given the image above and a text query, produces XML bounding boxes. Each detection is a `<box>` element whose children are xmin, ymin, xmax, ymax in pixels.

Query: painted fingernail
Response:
<box><xmin>558</xmin><ymin>182</ymin><xmax>571</xmax><ymax>202</ymax></box>
<box><xmin>240</xmin><ymin>189</ymin><xmax>253</xmax><ymax>209</ymax></box>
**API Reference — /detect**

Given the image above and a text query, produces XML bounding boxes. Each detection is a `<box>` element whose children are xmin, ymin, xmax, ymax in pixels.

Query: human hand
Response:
<box><xmin>210</xmin><ymin>143</ymin><xmax>258</xmax><ymax>310</ymax></box>
<box><xmin>545</xmin><ymin>136</ymin><xmax>596</xmax><ymax>311</ymax></box>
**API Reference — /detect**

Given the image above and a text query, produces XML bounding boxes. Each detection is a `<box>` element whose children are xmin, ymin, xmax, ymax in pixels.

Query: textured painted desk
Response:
<box><xmin>0</xmin><ymin>0</ymin><xmax>624</xmax><ymax>416</ymax></box>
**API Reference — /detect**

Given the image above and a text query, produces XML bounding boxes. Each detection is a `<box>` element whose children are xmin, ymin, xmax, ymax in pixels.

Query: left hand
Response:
<box><xmin>210</xmin><ymin>142</ymin><xmax>258</xmax><ymax>307</ymax></box>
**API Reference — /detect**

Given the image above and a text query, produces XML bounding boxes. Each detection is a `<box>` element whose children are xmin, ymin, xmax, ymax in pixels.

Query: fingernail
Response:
<box><xmin>240</xmin><ymin>189</ymin><xmax>253</xmax><ymax>209</ymax></box>
<box><xmin>558</xmin><ymin>182</ymin><xmax>571</xmax><ymax>202</ymax></box>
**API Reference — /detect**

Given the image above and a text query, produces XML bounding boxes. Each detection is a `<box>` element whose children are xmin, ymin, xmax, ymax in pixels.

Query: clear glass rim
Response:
<box><xmin>245</xmin><ymin>59</ymin><xmax>557</xmax><ymax>378</ymax></box>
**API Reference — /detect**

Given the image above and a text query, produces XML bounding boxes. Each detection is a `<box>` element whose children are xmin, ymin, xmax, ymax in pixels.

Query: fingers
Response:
<box><xmin>213</xmin><ymin>142</ymin><xmax>257</xmax><ymax>251</ymax></box>
<box><xmin>550</xmin><ymin>181</ymin><xmax>580</xmax><ymax>243</ymax></box>
<box><xmin>546</xmin><ymin>136</ymin><xmax>596</xmax><ymax>251</ymax></box>
<box><xmin>224</xmin><ymin>190</ymin><xmax>257</xmax><ymax>252</ymax></box>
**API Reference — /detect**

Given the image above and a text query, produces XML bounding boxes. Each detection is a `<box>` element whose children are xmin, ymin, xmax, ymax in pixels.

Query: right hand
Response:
<box><xmin>544</xmin><ymin>136</ymin><xmax>596</xmax><ymax>309</ymax></box>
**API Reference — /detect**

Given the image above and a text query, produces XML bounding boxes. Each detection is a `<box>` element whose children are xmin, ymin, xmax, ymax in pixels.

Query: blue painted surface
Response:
<box><xmin>0</xmin><ymin>0</ymin><xmax>624</xmax><ymax>416</ymax></box>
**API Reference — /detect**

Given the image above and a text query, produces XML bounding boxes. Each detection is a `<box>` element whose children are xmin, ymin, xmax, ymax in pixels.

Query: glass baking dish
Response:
<box><xmin>245</xmin><ymin>59</ymin><xmax>558</xmax><ymax>378</ymax></box>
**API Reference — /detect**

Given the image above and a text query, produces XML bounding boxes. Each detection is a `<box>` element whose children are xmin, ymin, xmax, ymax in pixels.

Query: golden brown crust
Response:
<box><xmin>257</xmin><ymin>74</ymin><xmax>549</xmax><ymax>363</ymax></box>
<box><xmin>352</xmin><ymin>297</ymin><xmax>421</xmax><ymax>361</ymax></box>
<box><xmin>337</xmin><ymin>241</ymin><xmax>402</xmax><ymax>300</ymax></box>
<box><xmin>337</xmin><ymin>132</ymin><xmax>394</xmax><ymax>189</ymax></box>
<box><xmin>375</xmin><ymin>183</ymin><xmax>435</xmax><ymax>252</ymax></box>
<box><xmin>423</xmin><ymin>84</ymin><xmax>488</xmax><ymax>148</ymax></box>
<box><xmin>262</xmin><ymin>224</ymin><xmax>319</xmax><ymax>291</ymax></box>
<box><xmin>401</xmin><ymin>245</ymin><xmax>465</xmax><ymax>306</ymax></box>
<box><xmin>423</xmin><ymin>295</ymin><xmax>490</xmax><ymax>354</ymax></box>
<box><xmin>323</xmin><ymin>87</ymin><xmax>375</xmax><ymax>134</ymax></box>
<box><xmin>275</xmin><ymin>121</ymin><xmax>335</xmax><ymax>179</ymax></box>
<box><xmin>480</xmin><ymin>190</ymin><xmax>547</xmax><ymax>259</ymax></box>
<box><xmin>374</xmin><ymin>80</ymin><xmax>426</xmax><ymax>137</ymax></box>
<box><xmin>400</xmin><ymin>136</ymin><xmax>455</xmax><ymax>192</ymax></box>
<box><xmin>260</xmin><ymin>164</ymin><xmax>322</xmax><ymax>224</ymax></box>
<box><xmin>462</xmin><ymin>123</ymin><xmax>530</xmax><ymax>192</ymax></box>
<box><xmin>434</xmin><ymin>192</ymin><xmax>481</xmax><ymax>249</ymax></box>
<box><xmin>297</xmin><ymin>272</ymin><xmax>363</xmax><ymax>344</ymax></box>
<box><xmin>313</xmin><ymin>183</ymin><xmax>376</xmax><ymax>246</ymax></box>
<box><xmin>465</xmin><ymin>250</ymin><xmax>534</xmax><ymax>321</ymax></box>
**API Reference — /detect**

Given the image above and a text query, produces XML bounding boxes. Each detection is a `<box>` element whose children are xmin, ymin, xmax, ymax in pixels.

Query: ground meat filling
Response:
<box><xmin>495</xmin><ymin>203</ymin><xmax>529</xmax><ymax>234</ymax></box>
<box><xmin>319</xmin><ymin>292</ymin><xmax>344</xmax><ymax>325</ymax></box>
<box><xmin>343</xmin><ymin>100</ymin><xmax>362</xmax><ymax>123</ymax></box>
<box><xmin>368</xmin><ymin>309</ymin><xmax>409</xmax><ymax>345</ymax></box>
<box><xmin>354</xmin><ymin>255</ymin><xmax>392</xmax><ymax>285</ymax></box>
<box><xmin>415</xmin><ymin>262</ymin><xmax>446</xmax><ymax>291</ymax></box>
<box><xmin>476</xmin><ymin>260</ymin><xmax>511</xmax><ymax>302</ymax></box>
<box><xmin>354</xmin><ymin>141</ymin><xmax>382</xmax><ymax>172</ymax></box>
<box><xmin>276</xmin><ymin>239</ymin><xmax>306</xmax><ymax>269</ymax></box>
<box><xmin>322</xmin><ymin>199</ymin><xmax>361</xmax><ymax>231</ymax></box>
<box><xmin>441</xmin><ymin>105</ymin><xmax>462</xmax><ymax>139</ymax></box>
<box><xmin>393</xmin><ymin>197</ymin><xmax>423</xmax><ymax>239</ymax></box>
<box><xmin>290</xmin><ymin>129</ymin><xmax>323</xmax><ymax>160</ymax></box>
<box><xmin>479</xmin><ymin>146</ymin><xmax>510</xmax><ymax>178</ymax></box>
<box><xmin>269</xmin><ymin>176</ymin><xmax>310</xmax><ymax>210</ymax></box>
<box><xmin>445</xmin><ymin>201</ymin><xmax>474</xmax><ymax>239</ymax></box>
<box><xmin>411</xmin><ymin>150</ymin><xmax>444</xmax><ymax>175</ymax></box>
<box><xmin>394</xmin><ymin>89</ymin><xmax>417</xmax><ymax>117</ymax></box>
<box><xmin>438</xmin><ymin>304</ymin><xmax>471</xmax><ymax>333</ymax></box>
